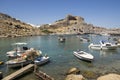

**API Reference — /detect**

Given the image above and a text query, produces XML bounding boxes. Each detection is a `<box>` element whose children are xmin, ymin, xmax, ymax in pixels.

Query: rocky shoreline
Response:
<box><xmin>65</xmin><ymin>67</ymin><xmax>120</xmax><ymax>80</ymax></box>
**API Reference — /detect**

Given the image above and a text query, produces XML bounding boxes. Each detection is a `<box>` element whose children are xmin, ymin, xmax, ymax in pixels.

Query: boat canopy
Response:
<box><xmin>12</xmin><ymin>42</ymin><xmax>27</xmax><ymax>45</ymax></box>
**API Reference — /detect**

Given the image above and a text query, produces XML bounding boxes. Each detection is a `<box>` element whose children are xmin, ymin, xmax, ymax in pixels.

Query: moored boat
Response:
<box><xmin>6</xmin><ymin>49</ymin><xmax>42</xmax><ymax>68</ymax></box>
<box><xmin>34</xmin><ymin>55</ymin><xmax>50</xmax><ymax>65</ymax></box>
<box><xmin>78</xmin><ymin>36</ymin><xmax>90</xmax><ymax>42</ymax></box>
<box><xmin>89</xmin><ymin>41</ymin><xmax>118</xmax><ymax>50</ymax></box>
<box><xmin>73</xmin><ymin>50</ymin><xmax>94</xmax><ymax>62</ymax></box>
<box><xmin>58</xmin><ymin>36</ymin><xmax>66</xmax><ymax>42</ymax></box>
<box><xmin>6</xmin><ymin>42</ymin><xmax>28</xmax><ymax>58</ymax></box>
<box><xmin>6</xmin><ymin>58</ymin><xmax>32</xmax><ymax>68</ymax></box>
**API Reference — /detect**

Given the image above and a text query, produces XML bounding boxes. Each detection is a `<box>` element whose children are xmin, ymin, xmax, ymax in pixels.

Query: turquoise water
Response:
<box><xmin>0</xmin><ymin>35</ymin><xmax>120</xmax><ymax>80</ymax></box>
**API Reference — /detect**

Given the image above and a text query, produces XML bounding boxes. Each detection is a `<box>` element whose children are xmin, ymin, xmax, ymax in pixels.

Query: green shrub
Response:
<box><xmin>42</xmin><ymin>29</ymin><xmax>53</xmax><ymax>34</ymax></box>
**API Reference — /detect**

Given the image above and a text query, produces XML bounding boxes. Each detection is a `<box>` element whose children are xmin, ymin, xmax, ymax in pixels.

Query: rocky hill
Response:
<box><xmin>0</xmin><ymin>13</ymin><xmax>43</xmax><ymax>37</ymax></box>
<box><xmin>40</xmin><ymin>14</ymin><xmax>107</xmax><ymax>35</ymax></box>
<box><xmin>0</xmin><ymin>13</ymin><xmax>119</xmax><ymax>37</ymax></box>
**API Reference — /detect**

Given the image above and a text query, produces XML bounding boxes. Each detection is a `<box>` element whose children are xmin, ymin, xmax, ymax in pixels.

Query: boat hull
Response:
<box><xmin>73</xmin><ymin>51</ymin><xmax>94</xmax><ymax>62</ymax></box>
<box><xmin>34</xmin><ymin>57</ymin><xmax>50</xmax><ymax>65</ymax></box>
<box><xmin>6</xmin><ymin>60</ymin><xmax>32</xmax><ymax>68</ymax></box>
<box><xmin>89</xmin><ymin>43</ymin><xmax>118</xmax><ymax>50</ymax></box>
<box><xmin>6</xmin><ymin>50</ymin><xmax>24</xmax><ymax>58</ymax></box>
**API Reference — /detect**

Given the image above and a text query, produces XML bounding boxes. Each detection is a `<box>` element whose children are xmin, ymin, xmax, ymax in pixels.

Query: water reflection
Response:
<box><xmin>100</xmin><ymin>50</ymin><xmax>118</xmax><ymax>57</ymax></box>
<box><xmin>0</xmin><ymin>35</ymin><xmax>120</xmax><ymax>80</ymax></box>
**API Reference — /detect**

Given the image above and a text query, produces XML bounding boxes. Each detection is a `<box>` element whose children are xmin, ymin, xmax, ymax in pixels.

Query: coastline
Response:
<box><xmin>0</xmin><ymin>34</ymin><xmax>120</xmax><ymax>80</ymax></box>
<box><xmin>0</xmin><ymin>32</ymin><xmax>120</xmax><ymax>39</ymax></box>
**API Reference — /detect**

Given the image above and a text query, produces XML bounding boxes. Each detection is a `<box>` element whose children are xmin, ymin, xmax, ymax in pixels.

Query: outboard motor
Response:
<box><xmin>100</xmin><ymin>40</ymin><xmax>104</xmax><ymax>45</ymax></box>
<box><xmin>23</xmin><ymin>46</ymin><xmax>28</xmax><ymax>50</ymax></box>
<box><xmin>100</xmin><ymin>40</ymin><xmax>105</xmax><ymax>50</ymax></box>
<box><xmin>0</xmin><ymin>72</ymin><xmax>3</xmax><ymax>80</ymax></box>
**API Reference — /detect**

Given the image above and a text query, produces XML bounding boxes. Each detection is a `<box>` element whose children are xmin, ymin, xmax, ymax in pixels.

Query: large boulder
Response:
<box><xmin>65</xmin><ymin>74</ymin><xmax>85</xmax><ymax>80</ymax></box>
<box><xmin>97</xmin><ymin>73</ymin><xmax>120</xmax><ymax>80</ymax></box>
<box><xmin>82</xmin><ymin>70</ymin><xmax>99</xmax><ymax>79</ymax></box>
<box><xmin>67</xmin><ymin>67</ymin><xmax>80</xmax><ymax>75</ymax></box>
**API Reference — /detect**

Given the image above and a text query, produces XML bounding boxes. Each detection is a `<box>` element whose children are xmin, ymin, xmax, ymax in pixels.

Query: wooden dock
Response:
<box><xmin>35</xmin><ymin>71</ymin><xmax>54</xmax><ymax>80</ymax></box>
<box><xmin>2</xmin><ymin>64</ymin><xmax>34</xmax><ymax>80</ymax></box>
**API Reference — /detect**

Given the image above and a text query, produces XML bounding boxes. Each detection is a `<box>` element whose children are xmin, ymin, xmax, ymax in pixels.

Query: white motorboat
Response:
<box><xmin>79</xmin><ymin>37</ymin><xmax>90</xmax><ymax>42</ymax></box>
<box><xmin>116</xmin><ymin>43</ymin><xmax>120</xmax><ymax>47</ymax></box>
<box><xmin>89</xmin><ymin>41</ymin><xmax>118</xmax><ymax>50</ymax></box>
<box><xmin>34</xmin><ymin>55</ymin><xmax>50</xmax><ymax>65</ymax></box>
<box><xmin>73</xmin><ymin>50</ymin><xmax>94</xmax><ymax>62</ymax></box>
<box><xmin>6</xmin><ymin>42</ymin><xmax>28</xmax><ymax>58</ymax></box>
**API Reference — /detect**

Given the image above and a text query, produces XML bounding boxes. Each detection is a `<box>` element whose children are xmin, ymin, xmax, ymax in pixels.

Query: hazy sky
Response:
<box><xmin>0</xmin><ymin>0</ymin><xmax>120</xmax><ymax>28</ymax></box>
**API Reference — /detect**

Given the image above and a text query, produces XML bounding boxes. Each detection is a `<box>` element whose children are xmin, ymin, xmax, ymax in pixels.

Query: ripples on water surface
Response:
<box><xmin>0</xmin><ymin>35</ymin><xmax>120</xmax><ymax>80</ymax></box>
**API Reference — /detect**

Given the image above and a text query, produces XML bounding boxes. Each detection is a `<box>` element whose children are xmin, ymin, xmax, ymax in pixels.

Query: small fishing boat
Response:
<box><xmin>34</xmin><ymin>55</ymin><xmax>50</xmax><ymax>65</ymax></box>
<box><xmin>58</xmin><ymin>36</ymin><xmax>66</xmax><ymax>42</ymax></box>
<box><xmin>77</xmin><ymin>36</ymin><xmax>90</xmax><ymax>42</ymax></box>
<box><xmin>89</xmin><ymin>41</ymin><xmax>118</xmax><ymax>50</ymax></box>
<box><xmin>6</xmin><ymin>42</ymin><xmax>28</xmax><ymax>58</ymax></box>
<box><xmin>6</xmin><ymin>49</ymin><xmax>42</xmax><ymax>68</ymax></box>
<box><xmin>6</xmin><ymin>58</ymin><xmax>32</xmax><ymax>68</ymax></box>
<box><xmin>73</xmin><ymin>50</ymin><xmax>94</xmax><ymax>62</ymax></box>
<box><xmin>79</xmin><ymin>37</ymin><xmax>90</xmax><ymax>42</ymax></box>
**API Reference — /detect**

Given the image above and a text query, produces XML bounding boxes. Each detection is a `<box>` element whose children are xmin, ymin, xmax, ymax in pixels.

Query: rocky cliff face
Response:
<box><xmin>0</xmin><ymin>13</ymin><xmax>42</xmax><ymax>37</ymax></box>
<box><xmin>40</xmin><ymin>14</ymin><xmax>106</xmax><ymax>34</ymax></box>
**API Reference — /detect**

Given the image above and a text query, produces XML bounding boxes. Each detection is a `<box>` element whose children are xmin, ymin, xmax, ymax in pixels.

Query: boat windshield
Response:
<box><xmin>36</xmin><ymin>56</ymin><xmax>43</xmax><ymax>61</ymax></box>
<box><xmin>100</xmin><ymin>40</ymin><xmax>105</xmax><ymax>44</ymax></box>
<box><xmin>105</xmin><ymin>43</ymin><xmax>111</xmax><ymax>46</ymax></box>
<box><xmin>78</xmin><ymin>51</ymin><xmax>84</xmax><ymax>54</ymax></box>
<box><xmin>12</xmin><ymin>42</ymin><xmax>27</xmax><ymax>45</ymax></box>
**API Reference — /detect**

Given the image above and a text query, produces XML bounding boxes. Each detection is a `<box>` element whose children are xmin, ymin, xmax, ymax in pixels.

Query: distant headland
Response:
<box><xmin>0</xmin><ymin>13</ymin><xmax>120</xmax><ymax>38</ymax></box>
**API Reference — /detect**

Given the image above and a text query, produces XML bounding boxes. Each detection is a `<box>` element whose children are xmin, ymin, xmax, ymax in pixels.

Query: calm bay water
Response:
<box><xmin>0</xmin><ymin>35</ymin><xmax>120</xmax><ymax>80</ymax></box>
